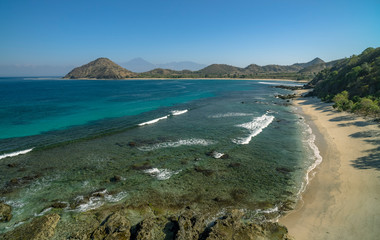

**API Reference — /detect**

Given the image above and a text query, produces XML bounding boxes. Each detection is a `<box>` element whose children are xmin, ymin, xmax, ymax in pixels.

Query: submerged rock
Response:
<box><xmin>110</xmin><ymin>175</ymin><xmax>122</xmax><ymax>182</ymax></box>
<box><xmin>0</xmin><ymin>202</ymin><xmax>12</xmax><ymax>222</ymax></box>
<box><xmin>1</xmin><ymin>213</ymin><xmax>60</xmax><ymax>240</ymax></box>
<box><xmin>50</xmin><ymin>202</ymin><xmax>68</xmax><ymax>209</ymax></box>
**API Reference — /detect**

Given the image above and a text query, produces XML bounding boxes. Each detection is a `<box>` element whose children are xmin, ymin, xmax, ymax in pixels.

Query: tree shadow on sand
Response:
<box><xmin>349</xmin><ymin>131</ymin><xmax>380</xmax><ymax>171</ymax></box>
<box><xmin>298</xmin><ymin>96</ymin><xmax>380</xmax><ymax>171</ymax></box>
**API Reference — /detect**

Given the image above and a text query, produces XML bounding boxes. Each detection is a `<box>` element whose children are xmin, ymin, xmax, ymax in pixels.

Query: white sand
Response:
<box><xmin>279</xmin><ymin>96</ymin><xmax>380</xmax><ymax>239</ymax></box>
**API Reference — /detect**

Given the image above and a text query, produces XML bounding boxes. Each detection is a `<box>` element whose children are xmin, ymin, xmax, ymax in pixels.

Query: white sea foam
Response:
<box><xmin>232</xmin><ymin>114</ymin><xmax>274</xmax><ymax>144</ymax></box>
<box><xmin>171</xmin><ymin>109</ymin><xmax>188</xmax><ymax>115</ymax></box>
<box><xmin>258</xmin><ymin>81</ymin><xmax>301</xmax><ymax>87</ymax></box>
<box><xmin>256</xmin><ymin>206</ymin><xmax>279</xmax><ymax>214</ymax></box>
<box><xmin>0</xmin><ymin>148</ymin><xmax>34</xmax><ymax>160</ymax></box>
<box><xmin>212</xmin><ymin>152</ymin><xmax>225</xmax><ymax>159</ymax></box>
<box><xmin>138</xmin><ymin>115</ymin><xmax>169</xmax><ymax>126</ymax></box>
<box><xmin>105</xmin><ymin>191</ymin><xmax>128</xmax><ymax>203</ymax></box>
<box><xmin>299</xmin><ymin>123</ymin><xmax>323</xmax><ymax>194</ymax></box>
<box><xmin>34</xmin><ymin>207</ymin><xmax>53</xmax><ymax>217</ymax></box>
<box><xmin>137</xmin><ymin>138</ymin><xmax>215</xmax><ymax>151</ymax></box>
<box><xmin>209</xmin><ymin>112</ymin><xmax>254</xmax><ymax>118</ymax></box>
<box><xmin>75</xmin><ymin>195</ymin><xmax>104</xmax><ymax>212</ymax></box>
<box><xmin>143</xmin><ymin>168</ymin><xmax>181</xmax><ymax>180</ymax></box>
<box><xmin>74</xmin><ymin>190</ymin><xmax>128</xmax><ymax>212</ymax></box>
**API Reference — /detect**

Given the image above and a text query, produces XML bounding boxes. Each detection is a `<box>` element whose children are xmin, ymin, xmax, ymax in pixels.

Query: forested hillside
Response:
<box><xmin>308</xmin><ymin>47</ymin><xmax>380</xmax><ymax>116</ymax></box>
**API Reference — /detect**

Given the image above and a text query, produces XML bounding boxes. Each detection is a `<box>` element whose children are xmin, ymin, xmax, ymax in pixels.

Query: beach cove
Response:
<box><xmin>280</xmin><ymin>94</ymin><xmax>380</xmax><ymax>239</ymax></box>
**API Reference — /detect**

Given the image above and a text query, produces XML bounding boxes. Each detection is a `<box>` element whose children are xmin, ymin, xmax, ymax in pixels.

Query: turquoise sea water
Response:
<box><xmin>0</xmin><ymin>78</ymin><xmax>319</xmax><ymax>234</ymax></box>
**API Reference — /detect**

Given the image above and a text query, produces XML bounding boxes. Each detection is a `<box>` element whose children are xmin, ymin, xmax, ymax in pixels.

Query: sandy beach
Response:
<box><xmin>279</xmin><ymin>96</ymin><xmax>380</xmax><ymax>239</ymax></box>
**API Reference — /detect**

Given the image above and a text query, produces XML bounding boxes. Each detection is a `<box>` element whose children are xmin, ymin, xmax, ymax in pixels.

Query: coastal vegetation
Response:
<box><xmin>307</xmin><ymin>47</ymin><xmax>380</xmax><ymax>117</ymax></box>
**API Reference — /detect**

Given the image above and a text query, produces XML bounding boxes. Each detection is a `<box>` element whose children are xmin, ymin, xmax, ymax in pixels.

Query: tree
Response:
<box><xmin>332</xmin><ymin>91</ymin><xmax>353</xmax><ymax>111</ymax></box>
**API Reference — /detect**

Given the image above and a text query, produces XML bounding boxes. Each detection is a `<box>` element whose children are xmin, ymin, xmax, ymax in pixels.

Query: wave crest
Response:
<box><xmin>233</xmin><ymin>114</ymin><xmax>274</xmax><ymax>144</ymax></box>
<box><xmin>0</xmin><ymin>148</ymin><xmax>34</xmax><ymax>160</ymax></box>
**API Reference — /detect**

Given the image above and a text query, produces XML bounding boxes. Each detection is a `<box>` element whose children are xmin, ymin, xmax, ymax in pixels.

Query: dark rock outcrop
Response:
<box><xmin>207</xmin><ymin>210</ymin><xmax>293</xmax><ymax>240</ymax></box>
<box><xmin>0</xmin><ymin>202</ymin><xmax>12</xmax><ymax>222</ymax></box>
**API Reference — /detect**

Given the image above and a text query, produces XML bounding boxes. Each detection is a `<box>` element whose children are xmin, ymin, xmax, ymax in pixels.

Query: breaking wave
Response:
<box><xmin>233</xmin><ymin>114</ymin><xmax>274</xmax><ymax>144</ymax></box>
<box><xmin>171</xmin><ymin>109</ymin><xmax>188</xmax><ymax>115</ymax></box>
<box><xmin>138</xmin><ymin>115</ymin><xmax>169</xmax><ymax>126</ymax></box>
<box><xmin>0</xmin><ymin>148</ymin><xmax>34</xmax><ymax>160</ymax></box>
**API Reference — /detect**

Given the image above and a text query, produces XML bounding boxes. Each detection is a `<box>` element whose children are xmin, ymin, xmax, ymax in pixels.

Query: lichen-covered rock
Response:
<box><xmin>0</xmin><ymin>202</ymin><xmax>12</xmax><ymax>222</ymax></box>
<box><xmin>207</xmin><ymin>210</ymin><xmax>293</xmax><ymax>240</ymax></box>
<box><xmin>176</xmin><ymin>208</ymin><xmax>206</xmax><ymax>240</ymax></box>
<box><xmin>2</xmin><ymin>213</ymin><xmax>60</xmax><ymax>240</ymax></box>
<box><xmin>134</xmin><ymin>216</ymin><xmax>166</xmax><ymax>240</ymax></box>
<box><xmin>90</xmin><ymin>212</ymin><xmax>131</xmax><ymax>240</ymax></box>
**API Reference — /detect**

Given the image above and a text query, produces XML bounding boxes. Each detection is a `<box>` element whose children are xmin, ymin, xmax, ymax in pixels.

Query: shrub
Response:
<box><xmin>333</xmin><ymin>91</ymin><xmax>353</xmax><ymax>111</ymax></box>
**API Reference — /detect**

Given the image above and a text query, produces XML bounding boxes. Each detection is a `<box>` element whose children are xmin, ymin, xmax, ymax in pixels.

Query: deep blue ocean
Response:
<box><xmin>0</xmin><ymin>78</ymin><xmax>320</xmax><ymax>234</ymax></box>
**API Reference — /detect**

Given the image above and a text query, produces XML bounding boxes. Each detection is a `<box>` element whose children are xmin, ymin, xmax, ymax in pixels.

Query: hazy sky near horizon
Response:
<box><xmin>0</xmin><ymin>0</ymin><xmax>379</xmax><ymax>67</ymax></box>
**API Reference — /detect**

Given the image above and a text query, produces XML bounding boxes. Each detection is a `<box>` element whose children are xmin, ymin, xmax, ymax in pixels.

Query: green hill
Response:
<box><xmin>307</xmin><ymin>47</ymin><xmax>380</xmax><ymax>116</ymax></box>
<box><xmin>64</xmin><ymin>58</ymin><xmax>136</xmax><ymax>79</ymax></box>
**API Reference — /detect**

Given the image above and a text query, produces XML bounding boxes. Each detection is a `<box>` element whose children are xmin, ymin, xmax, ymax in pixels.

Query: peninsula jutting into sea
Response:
<box><xmin>0</xmin><ymin>47</ymin><xmax>379</xmax><ymax>239</ymax></box>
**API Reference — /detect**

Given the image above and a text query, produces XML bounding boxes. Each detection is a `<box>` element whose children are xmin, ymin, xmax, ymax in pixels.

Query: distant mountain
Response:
<box><xmin>120</xmin><ymin>58</ymin><xmax>156</xmax><ymax>73</ymax></box>
<box><xmin>120</xmin><ymin>58</ymin><xmax>207</xmax><ymax>72</ymax></box>
<box><xmin>64</xmin><ymin>58</ymin><xmax>136</xmax><ymax>79</ymax></box>
<box><xmin>292</xmin><ymin>57</ymin><xmax>325</xmax><ymax>69</ymax></box>
<box><xmin>64</xmin><ymin>56</ymin><xmax>337</xmax><ymax>80</ymax></box>
<box><xmin>157</xmin><ymin>61</ymin><xmax>207</xmax><ymax>71</ymax></box>
<box><xmin>195</xmin><ymin>58</ymin><xmax>330</xmax><ymax>77</ymax></box>
<box><xmin>197</xmin><ymin>64</ymin><xmax>243</xmax><ymax>75</ymax></box>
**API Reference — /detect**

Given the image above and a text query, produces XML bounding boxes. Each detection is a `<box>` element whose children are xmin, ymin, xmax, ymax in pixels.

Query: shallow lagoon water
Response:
<box><xmin>0</xmin><ymin>79</ymin><xmax>318</xmax><ymax>234</ymax></box>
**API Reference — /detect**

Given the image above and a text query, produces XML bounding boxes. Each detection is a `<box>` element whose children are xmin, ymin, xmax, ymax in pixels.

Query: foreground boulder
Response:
<box><xmin>0</xmin><ymin>202</ymin><xmax>12</xmax><ymax>222</ymax></box>
<box><xmin>176</xmin><ymin>208</ymin><xmax>206</xmax><ymax>240</ymax></box>
<box><xmin>2</xmin><ymin>213</ymin><xmax>60</xmax><ymax>240</ymax></box>
<box><xmin>207</xmin><ymin>210</ymin><xmax>292</xmax><ymax>240</ymax></box>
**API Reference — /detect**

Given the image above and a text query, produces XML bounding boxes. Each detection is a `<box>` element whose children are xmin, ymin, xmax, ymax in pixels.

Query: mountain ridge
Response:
<box><xmin>63</xmin><ymin>57</ymin><xmax>339</xmax><ymax>80</ymax></box>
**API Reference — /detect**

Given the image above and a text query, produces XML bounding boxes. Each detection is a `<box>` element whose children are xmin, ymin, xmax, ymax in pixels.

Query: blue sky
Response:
<box><xmin>0</xmin><ymin>0</ymin><xmax>379</xmax><ymax>68</ymax></box>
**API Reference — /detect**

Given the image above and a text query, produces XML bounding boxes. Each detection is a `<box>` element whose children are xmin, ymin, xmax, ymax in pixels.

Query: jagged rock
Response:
<box><xmin>0</xmin><ymin>202</ymin><xmax>12</xmax><ymax>222</ymax></box>
<box><xmin>207</xmin><ymin>210</ymin><xmax>292</xmax><ymax>240</ymax></box>
<box><xmin>1</xmin><ymin>213</ymin><xmax>60</xmax><ymax>240</ymax></box>
<box><xmin>134</xmin><ymin>217</ymin><xmax>165</xmax><ymax>240</ymax></box>
<box><xmin>176</xmin><ymin>208</ymin><xmax>206</xmax><ymax>240</ymax></box>
<box><xmin>276</xmin><ymin>94</ymin><xmax>297</xmax><ymax>100</ymax></box>
<box><xmin>91</xmin><ymin>212</ymin><xmax>131</xmax><ymax>240</ymax></box>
